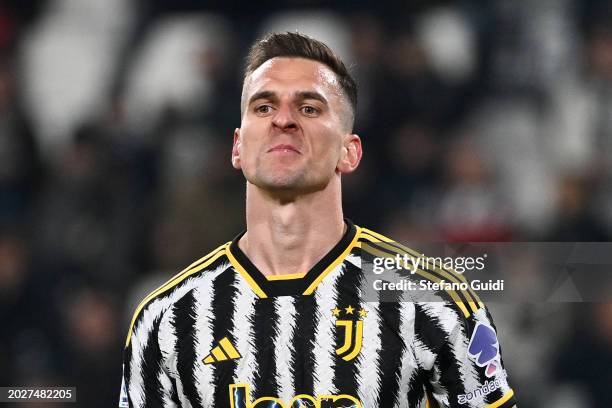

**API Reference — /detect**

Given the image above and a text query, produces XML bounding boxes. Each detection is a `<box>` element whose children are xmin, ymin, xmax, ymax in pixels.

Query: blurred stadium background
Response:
<box><xmin>1</xmin><ymin>0</ymin><xmax>611</xmax><ymax>407</ymax></box>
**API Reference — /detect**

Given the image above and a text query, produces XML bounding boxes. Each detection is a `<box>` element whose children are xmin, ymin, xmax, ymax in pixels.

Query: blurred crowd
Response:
<box><xmin>1</xmin><ymin>0</ymin><xmax>612</xmax><ymax>407</ymax></box>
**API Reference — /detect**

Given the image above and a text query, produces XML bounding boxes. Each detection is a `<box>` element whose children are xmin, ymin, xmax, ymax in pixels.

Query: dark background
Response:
<box><xmin>1</xmin><ymin>0</ymin><xmax>612</xmax><ymax>406</ymax></box>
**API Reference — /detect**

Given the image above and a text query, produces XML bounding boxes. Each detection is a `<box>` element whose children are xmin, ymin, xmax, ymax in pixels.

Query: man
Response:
<box><xmin>120</xmin><ymin>32</ymin><xmax>516</xmax><ymax>408</ymax></box>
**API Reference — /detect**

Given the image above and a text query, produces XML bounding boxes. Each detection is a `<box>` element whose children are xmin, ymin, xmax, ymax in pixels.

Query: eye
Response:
<box><xmin>255</xmin><ymin>104</ymin><xmax>272</xmax><ymax>115</ymax></box>
<box><xmin>300</xmin><ymin>105</ymin><xmax>319</xmax><ymax>117</ymax></box>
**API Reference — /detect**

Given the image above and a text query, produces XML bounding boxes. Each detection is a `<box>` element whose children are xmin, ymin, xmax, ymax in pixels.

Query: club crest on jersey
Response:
<box><xmin>229</xmin><ymin>384</ymin><xmax>362</xmax><ymax>408</ymax></box>
<box><xmin>332</xmin><ymin>305</ymin><xmax>367</xmax><ymax>361</ymax></box>
<box><xmin>467</xmin><ymin>322</ymin><xmax>500</xmax><ymax>377</ymax></box>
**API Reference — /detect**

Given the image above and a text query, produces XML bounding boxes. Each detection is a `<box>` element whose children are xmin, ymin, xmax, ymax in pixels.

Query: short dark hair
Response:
<box><xmin>243</xmin><ymin>32</ymin><xmax>357</xmax><ymax>128</ymax></box>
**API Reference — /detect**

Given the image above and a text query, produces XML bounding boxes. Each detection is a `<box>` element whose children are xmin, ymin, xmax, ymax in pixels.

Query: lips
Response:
<box><xmin>267</xmin><ymin>144</ymin><xmax>301</xmax><ymax>154</ymax></box>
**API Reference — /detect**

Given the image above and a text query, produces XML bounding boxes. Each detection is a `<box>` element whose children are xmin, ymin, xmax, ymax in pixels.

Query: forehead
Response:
<box><xmin>244</xmin><ymin>57</ymin><xmax>342</xmax><ymax>100</ymax></box>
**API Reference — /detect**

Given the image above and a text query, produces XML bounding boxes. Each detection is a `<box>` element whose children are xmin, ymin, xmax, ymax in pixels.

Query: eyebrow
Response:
<box><xmin>248</xmin><ymin>90</ymin><xmax>277</xmax><ymax>106</ymax></box>
<box><xmin>295</xmin><ymin>91</ymin><xmax>328</xmax><ymax>106</ymax></box>
<box><xmin>247</xmin><ymin>90</ymin><xmax>329</xmax><ymax>107</ymax></box>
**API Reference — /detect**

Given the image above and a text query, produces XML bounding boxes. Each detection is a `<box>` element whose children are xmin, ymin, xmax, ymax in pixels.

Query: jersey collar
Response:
<box><xmin>227</xmin><ymin>219</ymin><xmax>358</xmax><ymax>297</ymax></box>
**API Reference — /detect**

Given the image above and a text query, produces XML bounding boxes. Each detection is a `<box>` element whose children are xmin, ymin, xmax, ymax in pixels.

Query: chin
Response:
<box><xmin>255</xmin><ymin>170</ymin><xmax>303</xmax><ymax>188</ymax></box>
<box><xmin>266</xmin><ymin>179</ymin><xmax>331</xmax><ymax>196</ymax></box>
<box><xmin>250</xmin><ymin>169</ymin><xmax>331</xmax><ymax>194</ymax></box>
<box><xmin>260</xmin><ymin>179</ymin><xmax>304</xmax><ymax>191</ymax></box>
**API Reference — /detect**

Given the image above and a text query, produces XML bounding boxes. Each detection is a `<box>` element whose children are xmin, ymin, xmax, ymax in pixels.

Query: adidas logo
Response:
<box><xmin>202</xmin><ymin>337</ymin><xmax>241</xmax><ymax>364</ymax></box>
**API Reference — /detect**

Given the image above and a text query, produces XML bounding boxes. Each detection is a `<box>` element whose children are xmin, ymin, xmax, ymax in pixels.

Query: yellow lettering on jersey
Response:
<box><xmin>229</xmin><ymin>384</ymin><xmax>362</xmax><ymax>408</ymax></box>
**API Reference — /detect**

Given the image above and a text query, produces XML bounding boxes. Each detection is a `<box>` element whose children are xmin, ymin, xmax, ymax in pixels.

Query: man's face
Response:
<box><xmin>232</xmin><ymin>57</ymin><xmax>360</xmax><ymax>196</ymax></box>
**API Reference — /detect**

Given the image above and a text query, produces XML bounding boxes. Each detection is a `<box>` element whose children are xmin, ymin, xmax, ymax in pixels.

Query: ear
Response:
<box><xmin>231</xmin><ymin>128</ymin><xmax>242</xmax><ymax>169</ymax></box>
<box><xmin>337</xmin><ymin>134</ymin><xmax>362</xmax><ymax>174</ymax></box>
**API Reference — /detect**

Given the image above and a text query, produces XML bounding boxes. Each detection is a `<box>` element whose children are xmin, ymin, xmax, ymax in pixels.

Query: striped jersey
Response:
<box><xmin>120</xmin><ymin>220</ymin><xmax>516</xmax><ymax>408</ymax></box>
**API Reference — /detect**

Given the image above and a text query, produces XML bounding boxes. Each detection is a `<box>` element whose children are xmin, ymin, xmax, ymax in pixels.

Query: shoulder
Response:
<box><xmin>355</xmin><ymin>226</ymin><xmax>484</xmax><ymax>320</ymax></box>
<box><xmin>124</xmin><ymin>242</ymin><xmax>232</xmax><ymax>348</ymax></box>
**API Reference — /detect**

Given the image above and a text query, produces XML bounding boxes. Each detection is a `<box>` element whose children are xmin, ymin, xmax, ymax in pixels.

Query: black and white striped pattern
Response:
<box><xmin>121</xmin><ymin>228</ymin><xmax>516</xmax><ymax>408</ymax></box>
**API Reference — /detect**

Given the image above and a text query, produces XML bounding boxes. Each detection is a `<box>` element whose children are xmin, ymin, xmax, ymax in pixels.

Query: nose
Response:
<box><xmin>271</xmin><ymin>104</ymin><xmax>298</xmax><ymax>132</ymax></box>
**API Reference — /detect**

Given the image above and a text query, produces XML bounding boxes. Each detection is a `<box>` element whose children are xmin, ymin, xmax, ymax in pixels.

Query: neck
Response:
<box><xmin>239</xmin><ymin>178</ymin><xmax>345</xmax><ymax>276</ymax></box>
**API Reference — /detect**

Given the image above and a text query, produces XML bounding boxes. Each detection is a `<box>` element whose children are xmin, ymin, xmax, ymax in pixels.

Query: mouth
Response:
<box><xmin>267</xmin><ymin>144</ymin><xmax>301</xmax><ymax>154</ymax></box>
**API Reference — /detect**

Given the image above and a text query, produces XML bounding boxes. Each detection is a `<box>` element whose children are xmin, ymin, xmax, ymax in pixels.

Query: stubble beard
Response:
<box><xmin>254</xmin><ymin>166</ymin><xmax>307</xmax><ymax>191</ymax></box>
<box><xmin>250</xmin><ymin>163</ymin><xmax>329</xmax><ymax>197</ymax></box>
